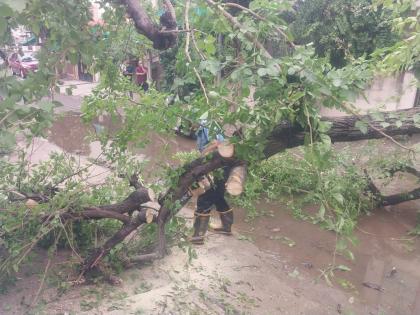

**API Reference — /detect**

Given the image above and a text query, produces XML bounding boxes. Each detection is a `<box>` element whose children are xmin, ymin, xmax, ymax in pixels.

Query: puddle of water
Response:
<box><xmin>47</xmin><ymin>113</ymin><xmax>196</xmax><ymax>167</ymax></box>
<box><xmin>235</xmin><ymin>200</ymin><xmax>420</xmax><ymax>314</ymax></box>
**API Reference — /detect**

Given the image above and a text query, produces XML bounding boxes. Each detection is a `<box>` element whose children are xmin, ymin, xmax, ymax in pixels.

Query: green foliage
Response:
<box><xmin>236</xmin><ymin>144</ymin><xmax>372</xmax><ymax>235</ymax></box>
<box><xmin>0</xmin><ymin>150</ymin><xmax>147</xmax><ymax>286</ymax></box>
<box><xmin>289</xmin><ymin>0</ymin><xmax>399</xmax><ymax>68</ymax></box>
<box><xmin>173</xmin><ymin>150</ymin><xmax>201</xmax><ymax>164</ymax></box>
<box><xmin>371</xmin><ymin>0</ymin><xmax>419</xmax><ymax>75</ymax></box>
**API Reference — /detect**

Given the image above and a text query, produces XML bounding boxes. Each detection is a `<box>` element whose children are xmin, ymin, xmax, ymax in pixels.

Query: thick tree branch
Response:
<box><xmin>60</xmin><ymin>208</ymin><xmax>131</xmax><ymax>224</ymax></box>
<box><xmin>265</xmin><ymin>107</ymin><xmax>420</xmax><ymax>157</ymax></box>
<box><xmin>364</xmin><ymin>169</ymin><xmax>420</xmax><ymax>206</ymax></box>
<box><xmin>81</xmin><ymin>216</ymin><xmax>145</xmax><ymax>273</ymax></box>
<box><xmin>381</xmin><ymin>188</ymin><xmax>420</xmax><ymax>206</ymax></box>
<box><xmin>98</xmin><ymin>187</ymin><xmax>154</xmax><ymax>214</ymax></box>
<box><xmin>120</xmin><ymin>0</ymin><xmax>177</xmax><ymax>50</ymax></box>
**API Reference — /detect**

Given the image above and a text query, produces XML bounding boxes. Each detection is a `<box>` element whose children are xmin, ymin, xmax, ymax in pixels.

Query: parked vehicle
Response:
<box><xmin>8</xmin><ymin>53</ymin><xmax>38</xmax><ymax>78</ymax></box>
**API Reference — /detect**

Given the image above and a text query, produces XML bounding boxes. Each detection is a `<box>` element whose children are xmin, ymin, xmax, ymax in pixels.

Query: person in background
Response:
<box><xmin>123</xmin><ymin>60</ymin><xmax>135</xmax><ymax>98</ymax></box>
<box><xmin>136</xmin><ymin>61</ymin><xmax>149</xmax><ymax>92</ymax></box>
<box><xmin>190</xmin><ymin>119</ymin><xmax>234</xmax><ymax>245</ymax></box>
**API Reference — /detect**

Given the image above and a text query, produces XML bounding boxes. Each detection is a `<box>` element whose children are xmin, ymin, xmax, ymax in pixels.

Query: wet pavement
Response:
<box><xmin>234</xmin><ymin>200</ymin><xmax>420</xmax><ymax>315</ymax></box>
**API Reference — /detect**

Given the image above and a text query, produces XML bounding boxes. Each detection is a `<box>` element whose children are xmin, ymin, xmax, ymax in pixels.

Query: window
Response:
<box><xmin>21</xmin><ymin>56</ymin><xmax>33</xmax><ymax>62</ymax></box>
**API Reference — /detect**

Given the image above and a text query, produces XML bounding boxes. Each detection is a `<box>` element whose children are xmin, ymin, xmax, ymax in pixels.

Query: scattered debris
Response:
<box><xmin>237</xmin><ymin>234</ymin><xmax>254</xmax><ymax>242</ymax></box>
<box><xmin>337</xmin><ymin>303</ymin><xmax>342</xmax><ymax>313</ymax></box>
<box><xmin>362</xmin><ymin>282</ymin><xmax>384</xmax><ymax>292</ymax></box>
<box><xmin>386</xmin><ymin>267</ymin><xmax>397</xmax><ymax>278</ymax></box>
<box><xmin>268</xmin><ymin>235</ymin><xmax>296</xmax><ymax>247</ymax></box>
<box><xmin>232</xmin><ymin>265</ymin><xmax>259</xmax><ymax>271</ymax></box>
<box><xmin>302</xmin><ymin>262</ymin><xmax>313</xmax><ymax>269</ymax></box>
<box><xmin>337</xmin><ymin>278</ymin><xmax>356</xmax><ymax>291</ymax></box>
<box><xmin>271</xmin><ymin>228</ymin><xmax>281</xmax><ymax>232</ymax></box>
<box><xmin>107</xmin><ymin>275</ymin><xmax>123</xmax><ymax>286</ymax></box>
<box><xmin>25</xmin><ymin>199</ymin><xmax>39</xmax><ymax>209</ymax></box>
<box><xmin>288</xmin><ymin>268</ymin><xmax>300</xmax><ymax>278</ymax></box>
<box><xmin>235</xmin><ymin>280</ymin><xmax>255</xmax><ymax>291</ymax></box>
<box><xmin>221</xmin><ymin>284</ymin><xmax>230</xmax><ymax>293</ymax></box>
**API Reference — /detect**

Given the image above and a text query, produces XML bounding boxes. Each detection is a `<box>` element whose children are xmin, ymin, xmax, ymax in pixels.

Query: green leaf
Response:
<box><xmin>0</xmin><ymin>4</ymin><xmax>13</xmax><ymax>17</ymax></box>
<box><xmin>336</xmin><ymin>265</ymin><xmax>351</xmax><ymax>272</ymax></box>
<box><xmin>0</xmin><ymin>130</ymin><xmax>16</xmax><ymax>149</ymax></box>
<box><xmin>31</xmin><ymin>22</ymin><xmax>40</xmax><ymax>36</ymax></box>
<box><xmin>39</xmin><ymin>101</ymin><xmax>54</xmax><ymax>111</ymax></box>
<box><xmin>287</xmin><ymin>65</ymin><xmax>300</xmax><ymax>75</ymax></box>
<box><xmin>290</xmin><ymin>91</ymin><xmax>305</xmax><ymax>102</ymax></box>
<box><xmin>208</xmin><ymin>91</ymin><xmax>219</xmax><ymax>99</ymax></box>
<box><xmin>266</xmin><ymin>63</ymin><xmax>280</xmax><ymax>76</ymax></box>
<box><xmin>355</xmin><ymin>121</ymin><xmax>368</xmax><ymax>134</ymax></box>
<box><xmin>319</xmin><ymin>86</ymin><xmax>332</xmax><ymax>96</ymax></box>
<box><xmin>413</xmin><ymin>114</ymin><xmax>420</xmax><ymax>124</ymax></box>
<box><xmin>199</xmin><ymin>111</ymin><xmax>208</xmax><ymax>120</ymax></box>
<box><xmin>395</xmin><ymin>120</ymin><xmax>402</xmax><ymax>128</ymax></box>
<box><xmin>333</xmin><ymin>193</ymin><xmax>344</xmax><ymax>205</ymax></box>
<box><xmin>199</xmin><ymin>60</ymin><xmax>220</xmax><ymax>76</ymax></box>
<box><xmin>318</xmin><ymin>121</ymin><xmax>332</xmax><ymax>133</ymax></box>
<box><xmin>346</xmin><ymin>249</ymin><xmax>355</xmax><ymax>261</ymax></box>
<box><xmin>370</xmin><ymin>111</ymin><xmax>385</xmax><ymax>121</ymax></box>
<box><xmin>320</xmin><ymin>134</ymin><xmax>331</xmax><ymax>145</ymax></box>
<box><xmin>332</xmin><ymin>78</ymin><xmax>342</xmax><ymax>87</ymax></box>
<box><xmin>318</xmin><ymin>204</ymin><xmax>325</xmax><ymax>219</ymax></box>
<box><xmin>257</xmin><ymin>68</ymin><xmax>267</xmax><ymax>77</ymax></box>
<box><xmin>0</xmin><ymin>17</ymin><xmax>7</xmax><ymax>36</ymax></box>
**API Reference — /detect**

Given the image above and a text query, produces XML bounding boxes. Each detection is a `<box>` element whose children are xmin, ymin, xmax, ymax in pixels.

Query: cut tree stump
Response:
<box><xmin>226</xmin><ymin>165</ymin><xmax>247</xmax><ymax>196</ymax></box>
<box><xmin>218</xmin><ymin>141</ymin><xmax>235</xmax><ymax>158</ymax></box>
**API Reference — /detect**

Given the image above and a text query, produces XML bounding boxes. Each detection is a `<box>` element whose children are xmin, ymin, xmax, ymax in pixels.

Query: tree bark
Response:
<box><xmin>265</xmin><ymin>107</ymin><xmax>420</xmax><ymax>157</ymax></box>
<box><xmin>81</xmin><ymin>216</ymin><xmax>144</xmax><ymax>272</ymax></box>
<box><xmin>364</xmin><ymin>168</ymin><xmax>420</xmax><ymax>207</ymax></box>
<box><xmin>120</xmin><ymin>0</ymin><xmax>177</xmax><ymax>50</ymax></box>
<box><xmin>98</xmin><ymin>187</ymin><xmax>154</xmax><ymax>214</ymax></box>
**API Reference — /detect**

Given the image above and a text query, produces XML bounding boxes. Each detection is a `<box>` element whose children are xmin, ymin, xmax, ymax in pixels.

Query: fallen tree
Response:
<box><xmin>265</xmin><ymin>107</ymin><xmax>420</xmax><ymax>157</ymax></box>
<box><xmin>1</xmin><ymin>0</ymin><xmax>418</xmax><ymax>286</ymax></box>
<box><xmin>79</xmin><ymin>107</ymin><xmax>420</xmax><ymax>272</ymax></box>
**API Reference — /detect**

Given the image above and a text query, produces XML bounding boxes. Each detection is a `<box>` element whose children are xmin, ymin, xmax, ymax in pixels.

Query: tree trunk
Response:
<box><xmin>121</xmin><ymin>0</ymin><xmax>177</xmax><ymax>50</ymax></box>
<box><xmin>265</xmin><ymin>108</ymin><xmax>420</xmax><ymax>157</ymax></box>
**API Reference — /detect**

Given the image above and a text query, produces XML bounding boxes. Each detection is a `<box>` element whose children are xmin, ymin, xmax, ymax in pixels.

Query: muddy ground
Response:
<box><xmin>1</xmin><ymin>113</ymin><xmax>420</xmax><ymax>315</ymax></box>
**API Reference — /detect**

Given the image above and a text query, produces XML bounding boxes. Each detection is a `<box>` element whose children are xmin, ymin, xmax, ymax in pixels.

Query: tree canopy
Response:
<box><xmin>288</xmin><ymin>0</ymin><xmax>400</xmax><ymax>68</ymax></box>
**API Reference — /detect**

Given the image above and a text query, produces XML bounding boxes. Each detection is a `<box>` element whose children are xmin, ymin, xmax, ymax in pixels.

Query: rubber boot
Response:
<box><xmin>212</xmin><ymin>210</ymin><xmax>233</xmax><ymax>234</ymax></box>
<box><xmin>190</xmin><ymin>215</ymin><xmax>210</xmax><ymax>245</ymax></box>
